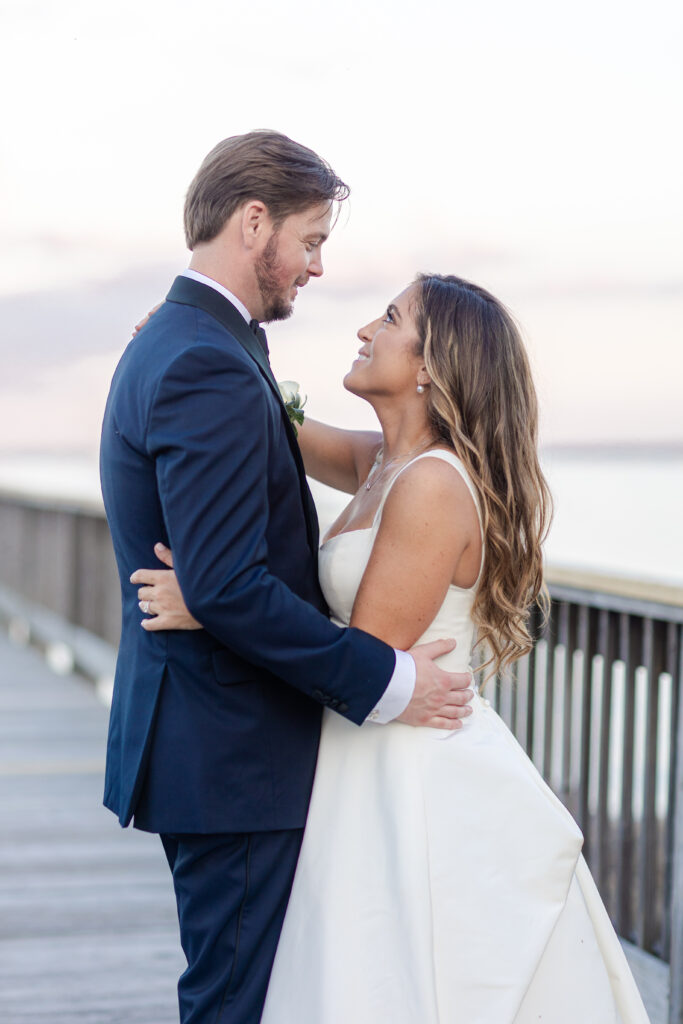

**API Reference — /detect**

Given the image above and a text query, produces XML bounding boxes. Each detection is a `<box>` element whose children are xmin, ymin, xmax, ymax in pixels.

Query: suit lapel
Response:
<box><xmin>166</xmin><ymin>276</ymin><xmax>320</xmax><ymax>554</ymax></box>
<box><xmin>167</xmin><ymin>276</ymin><xmax>277</xmax><ymax>389</ymax></box>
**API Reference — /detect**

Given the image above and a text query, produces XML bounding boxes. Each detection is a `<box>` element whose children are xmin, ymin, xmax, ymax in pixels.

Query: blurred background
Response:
<box><xmin>1</xmin><ymin>0</ymin><xmax>681</xmax><ymax>581</ymax></box>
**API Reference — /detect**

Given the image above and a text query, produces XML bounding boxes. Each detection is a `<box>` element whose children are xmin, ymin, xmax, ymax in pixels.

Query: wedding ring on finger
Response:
<box><xmin>140</xmin><ymin>600</ymin><xmax>151</xmax><ymax>614</ymax></box>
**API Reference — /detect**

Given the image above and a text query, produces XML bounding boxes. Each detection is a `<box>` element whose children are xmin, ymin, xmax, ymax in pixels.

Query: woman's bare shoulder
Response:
<box><xmin>388</xmin><ymin>452</ymin><xmax>475</xmax><ymax>506</ymax></box>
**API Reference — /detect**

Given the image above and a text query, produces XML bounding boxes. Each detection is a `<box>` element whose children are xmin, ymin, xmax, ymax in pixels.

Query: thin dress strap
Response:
<box><xmin>372</xmin><ymin>449</ymin><xmax>485</xmax><ymax>586</ymax></box>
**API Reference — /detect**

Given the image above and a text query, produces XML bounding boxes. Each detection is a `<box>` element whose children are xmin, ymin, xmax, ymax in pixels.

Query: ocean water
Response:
<box><xmin>312</xmin><ymin>450</ymin><xmax>683</xmax><ymax>588</ymax></box>
<box><xmin>540</xmin><ymin>451</ymin><xmax>683</xmax><ymax>585</ymax></box>
<box><xmin>0</xmin><ymin>450</ymin><xmax>681</xmax><ymax>586</ymax></box>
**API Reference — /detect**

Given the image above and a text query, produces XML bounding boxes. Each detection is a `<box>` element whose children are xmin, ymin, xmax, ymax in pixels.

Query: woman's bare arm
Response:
<box><xmin>350</xmin><ymin>459</ymin><xmax>481</xmax><ymax>649</ymax></box>
<box><xmin>298</xmin><ymin>418</ymin><xmax>382</xmax><ymax>494</ymax></box>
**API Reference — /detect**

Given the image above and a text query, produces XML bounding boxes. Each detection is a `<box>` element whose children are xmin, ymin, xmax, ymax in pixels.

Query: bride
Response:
<box><xmin>135</xmin><ymin>273</ymin><xmax>650</xmax><ymax>1022</ymax></box>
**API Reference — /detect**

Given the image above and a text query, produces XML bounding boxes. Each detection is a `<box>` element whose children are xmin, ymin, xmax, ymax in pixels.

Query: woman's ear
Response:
<box><xmin>416</xmin><ymin>365</ymin><xmax>431</xmax><ymax>387</ymax></box>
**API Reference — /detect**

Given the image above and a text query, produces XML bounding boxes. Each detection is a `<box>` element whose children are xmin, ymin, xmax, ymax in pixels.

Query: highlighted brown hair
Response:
<box><xmin>414</xmin><ymin>273</ymin><xmax>552</xmax><ymax>676</ymax></box>
<box><xmin>183</xmin><ymin>130</ymin><xmax>349</xmax><ymax>249</ymax></box>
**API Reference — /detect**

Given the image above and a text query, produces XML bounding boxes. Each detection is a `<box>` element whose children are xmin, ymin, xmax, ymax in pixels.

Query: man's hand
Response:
<box><xmin>398</xmin><ymin>639</ymin><xmax>474</xmax><ymax>728</ymax></box>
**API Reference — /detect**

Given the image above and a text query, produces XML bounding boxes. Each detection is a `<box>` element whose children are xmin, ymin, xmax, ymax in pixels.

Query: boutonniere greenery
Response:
<box><xmin>278</xmin><ymin>380</ymin><xmax>307</xmax><ymax>436</ymax></box>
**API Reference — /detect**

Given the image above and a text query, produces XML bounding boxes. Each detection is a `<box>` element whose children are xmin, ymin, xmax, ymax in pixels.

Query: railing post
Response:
<box><xmin>616</xmin><ymin>613</ymin><xmax>640</xmax><ymax>941</ymax></box>
<box><xmin>669</xmin><ymin>624</ymin><xmax>683</xmax><ymax>1023</ymax></box>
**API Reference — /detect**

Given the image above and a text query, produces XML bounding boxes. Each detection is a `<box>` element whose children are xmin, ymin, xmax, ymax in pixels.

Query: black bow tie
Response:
<box><xmin>249</xmin><ymin>319</ymin><xmax>270</xmax><ymax>359</ymax></box>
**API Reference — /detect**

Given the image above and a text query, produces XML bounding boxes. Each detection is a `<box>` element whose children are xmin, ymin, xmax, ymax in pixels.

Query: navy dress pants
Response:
<box><xmin>161</xmin><ymin>829</ymin><xmax>305</xmax><ymax>1024</ymax></box>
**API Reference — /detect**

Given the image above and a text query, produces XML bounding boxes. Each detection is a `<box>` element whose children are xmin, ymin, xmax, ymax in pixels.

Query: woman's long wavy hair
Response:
<box><xmin>413</xmin><ymin>273</ymin><xmax>552</xmax><ymax>677</ymax></box>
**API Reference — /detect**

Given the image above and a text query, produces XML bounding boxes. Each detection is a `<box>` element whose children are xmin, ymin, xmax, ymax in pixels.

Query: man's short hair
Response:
<box><xmin>183</xmin><ymin>130</ymin><xmax>350</xmax><ymax>249</ymax></box>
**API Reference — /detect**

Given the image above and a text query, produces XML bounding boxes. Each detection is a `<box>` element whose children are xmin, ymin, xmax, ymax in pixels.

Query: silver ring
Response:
<box><xmin>141</xmin><ymin>600</ymin><xmax>150</xmax><ymax>614</ymax></box>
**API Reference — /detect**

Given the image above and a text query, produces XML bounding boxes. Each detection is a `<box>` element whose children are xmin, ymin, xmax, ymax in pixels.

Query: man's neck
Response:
<box><xmin>188</xmin><ymin>253</ymin><xmax>256</xmax><ymax>317</ymax></box>
<box><xmin>184</xmin><ymin>265</ymin><xmax>253</xmax><ymax>322</ymax></box>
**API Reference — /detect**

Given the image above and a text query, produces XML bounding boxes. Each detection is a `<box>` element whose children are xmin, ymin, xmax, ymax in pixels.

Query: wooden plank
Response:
<box><xmin>669</xmin><ymin>624</ymin><xmax>683</xmax><ymax>1023</ymax></box>
<box><xmin>498</xmin><ymin>663</ymin><xmax>514</xmax><ymax>730</ymax></box>
<box><xmin>547</xmin><ymin>603</ymin><xmax>566</xmax><ymax>794</ymax></box>
<box><xmin>559</xmin><ymin>602</ymin><xmax>575</xmax><ymax>800</ymax></box>
<box><xmin>637</xmin><ymin>618</ymin><xmax>665</xmax><ymax>952</ymax></box>
<box><xmin>662</xmin><ymin>621</ymin><xmax>680</xmax><ymax>961</ymax></box>
<box><xmin>513</xmin><ymin>650</ymin><xmax>530</xmax><ymax>751</ymax></box>
<box><xmin>616</xmin><ymin>613</ymin><xmax>641</xmax><ymax>941</ymax></box>
<box><xmin>0</xmin><ymin>583</ymin><xmax>116</xmax><ymax>695</ymax></box>
<box><xmin>0</xmin><ymin>498</ymin><xmax>121</xmax><ymax>647</ymax></box>
<box><xmin>621</xmin><ymin>941</ymin><xmax>669</xmax><ymax>1024</ymax></box>
<box><xmin>595</xmin><ymin>609</ymin><xmax>617</xmax><ymax>911</ymax></box>
<box><xmin>546</xmin><ymin>565</ymin><xmax>683</xmax><ymax>612</ymax></box>
<box><xmin>0</xmin><ymin>631</ymin><xmax>183</xmax><ymax>1023</ymax></box>
<box><xmin>577</xmin><ymin>606</ymin><xmax>599</xmax><ymax>858</ymax></box>
<box><xmin>524</xmin><ymin>603</ymin><xmax>541</xmax><ymax>758</ymax></box>
<box><xmin>0</xmin><ymin>488</ymin><xmax>106</xmax><ymax>516</ymax></box>
<box><xmin>543</xmin><ymin>602</ymin><xmax>559</xmax><ymax>781</ymax></box>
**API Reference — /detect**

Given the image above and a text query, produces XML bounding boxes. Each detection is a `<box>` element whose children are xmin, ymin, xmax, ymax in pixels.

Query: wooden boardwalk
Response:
<box><xmin>0</xmin><ymin>631</ymin><xmax>183</xmax><ymax>1023</ymax></box>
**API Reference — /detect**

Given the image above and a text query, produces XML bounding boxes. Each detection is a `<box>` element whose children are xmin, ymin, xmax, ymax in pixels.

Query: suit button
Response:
<box><xmin>312</xmin><ymin>689</ymin><xmax>325</xmax><ymax>701</ymax></box>
<box><xmin>337</xmin><ymin>702</ymin><xmax>349</xmax><ymax>714</ymax></box>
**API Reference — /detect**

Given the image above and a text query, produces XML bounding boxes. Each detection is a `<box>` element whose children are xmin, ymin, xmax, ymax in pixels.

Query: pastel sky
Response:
<box><xmin>0</xmin><ymin>0</ymin><xmax>681</xmax><ymax>452</ymax></box>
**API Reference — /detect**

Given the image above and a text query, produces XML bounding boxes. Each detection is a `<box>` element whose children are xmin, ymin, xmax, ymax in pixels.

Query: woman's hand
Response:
<box><xmin>133</xmin><ymin>301</ymin><xmax>163</xmax><ymax>334</ymax></box>
<box><xmin>130</xmin><ymin>543</ymin><xmax>202</xmax><ymax>632</ymax></box>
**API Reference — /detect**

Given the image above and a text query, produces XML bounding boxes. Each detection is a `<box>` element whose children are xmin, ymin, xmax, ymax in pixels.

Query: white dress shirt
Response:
<box><xmin>179</xmin><ymin>269</ymin><xmax>416</xmax><ymax>722</ymax></box>
<box><xmin>182</xmin><ymin>268</ymin><xmax>252</xmax><ymax>322</ymax></box>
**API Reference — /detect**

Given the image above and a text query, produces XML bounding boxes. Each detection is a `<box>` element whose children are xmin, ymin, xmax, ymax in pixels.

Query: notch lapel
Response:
<box><xmin>165</xmin><ymin>276</ymin><xmax>320</xmax><ymax>554</ymax></box>
<box><xmin>167</xmin><ymin>276</ymin><xmax>277</xmax><ymax>389</ymax></box>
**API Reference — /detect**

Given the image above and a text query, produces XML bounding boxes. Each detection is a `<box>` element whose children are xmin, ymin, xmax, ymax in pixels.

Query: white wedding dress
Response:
<box><xmin>261</xmin><ymin>451</ymin><xmax>650</xmax><ymax>1023</ymax></box>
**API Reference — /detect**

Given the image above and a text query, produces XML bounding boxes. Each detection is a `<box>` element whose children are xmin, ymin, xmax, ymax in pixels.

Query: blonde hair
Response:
<box><xmin>413</xmin><ymin>273</ymin><xmax>552</xmax><ymax>677</ymax></box>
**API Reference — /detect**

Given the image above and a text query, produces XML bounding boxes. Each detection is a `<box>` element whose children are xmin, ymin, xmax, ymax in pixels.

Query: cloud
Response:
<box><xmin>0</xmin><ymin>264</ymin><xmax>178</xmax><ymax>384</ymax></box>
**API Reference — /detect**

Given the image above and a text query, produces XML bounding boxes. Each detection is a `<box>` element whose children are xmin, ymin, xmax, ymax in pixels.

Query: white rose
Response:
<box><xmin>278</xmin><ymin>380</ymin><xmax>301</xmax><ymax>405</ymax></box>
<box><xmin>277</xmin><ymin>380</ymin><xmax>307</xmax><ymax>436</ymax></box>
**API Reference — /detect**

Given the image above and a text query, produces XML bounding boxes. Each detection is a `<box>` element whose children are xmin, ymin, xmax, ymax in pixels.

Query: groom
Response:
<box><xmin>100</xmin><ymin>131</ymin><xmax>473</xmax><ymax>1023</ymax></box>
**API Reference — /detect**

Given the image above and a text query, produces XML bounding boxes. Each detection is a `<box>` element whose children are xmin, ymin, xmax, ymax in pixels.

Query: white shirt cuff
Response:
<box><xmin>365</xmin><ymin>650</ymin><xmax>416</xmax><ymax>724</ymax></box>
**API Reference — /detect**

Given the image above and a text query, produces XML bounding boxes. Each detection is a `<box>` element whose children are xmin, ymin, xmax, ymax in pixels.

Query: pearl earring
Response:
<box><xmin>416</xmin><ymin>384</ymin><xmax>425</xmax><ymax>394</ymax></box>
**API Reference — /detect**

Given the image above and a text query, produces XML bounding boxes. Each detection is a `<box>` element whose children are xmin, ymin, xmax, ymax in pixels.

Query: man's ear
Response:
<box><xmin>240</xmin><ymin>200</ymin><xmax>272</xmax><ymax>250</ymax></box>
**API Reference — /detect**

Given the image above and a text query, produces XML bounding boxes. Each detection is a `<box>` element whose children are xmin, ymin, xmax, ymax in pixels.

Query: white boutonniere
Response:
<box><xmin>278</xmin><ymin>380</ymin><xmax>307</xmax><ymax>436</ymax></box>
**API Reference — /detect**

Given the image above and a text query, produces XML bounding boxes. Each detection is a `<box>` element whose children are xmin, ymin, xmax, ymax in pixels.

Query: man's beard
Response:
<box><xmin>255</xmin><ymin>232</ymin><xmax>295</xmax><ymax>323</ymax></box>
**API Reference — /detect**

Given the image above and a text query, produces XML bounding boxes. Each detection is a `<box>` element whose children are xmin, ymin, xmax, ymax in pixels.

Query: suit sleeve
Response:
<box><xmin>147</xmin><ymin>341</ymin><xmax>395</xmax><ymax>724</ymax></box>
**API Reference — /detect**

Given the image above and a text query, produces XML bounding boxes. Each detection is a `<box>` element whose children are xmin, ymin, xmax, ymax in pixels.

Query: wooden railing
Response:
<box><xmin>0</xmin><ymin>488</ymin><xmax>681</xmax><ymax>1020</ymax></box>
<box><xmin>0</xmin><ymin>489</ymin><xmax>120</xmax><ymax>647</ymax></box>
<box><xmin>487</xmin><ymin>566</ymin><xmax>683</xmax><ymax>1022</ymax></box>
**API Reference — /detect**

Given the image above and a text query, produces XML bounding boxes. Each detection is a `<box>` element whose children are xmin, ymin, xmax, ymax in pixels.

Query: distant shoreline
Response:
<box><xmin>1</xmin><ymin>441</ymin><xmax>683</xmax><ymax>461</ymax></box>
<box><xmin>541</xmin><ymin>441</ymin><xmax>683</xmax><ymax>460</ymax></box>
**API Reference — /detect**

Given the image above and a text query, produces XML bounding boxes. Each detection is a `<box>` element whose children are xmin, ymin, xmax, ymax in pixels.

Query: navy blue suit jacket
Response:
<box><xmin>100</xmin><ymin>276</ymin><xmax>395</xmax><ymax>833</ymax></box>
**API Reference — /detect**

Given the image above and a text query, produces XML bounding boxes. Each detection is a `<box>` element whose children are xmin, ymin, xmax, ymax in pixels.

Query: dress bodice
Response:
<box><xmin>318</xmin><ymin>450</ymin><xmax>483</xmax><ymax>674</ymax></box>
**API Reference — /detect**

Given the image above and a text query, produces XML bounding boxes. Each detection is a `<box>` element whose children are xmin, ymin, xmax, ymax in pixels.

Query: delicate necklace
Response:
<box><xmin>365</xmin><ymin>438</ymin><xmax>436</xmax><ymax>491</ymax></box>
